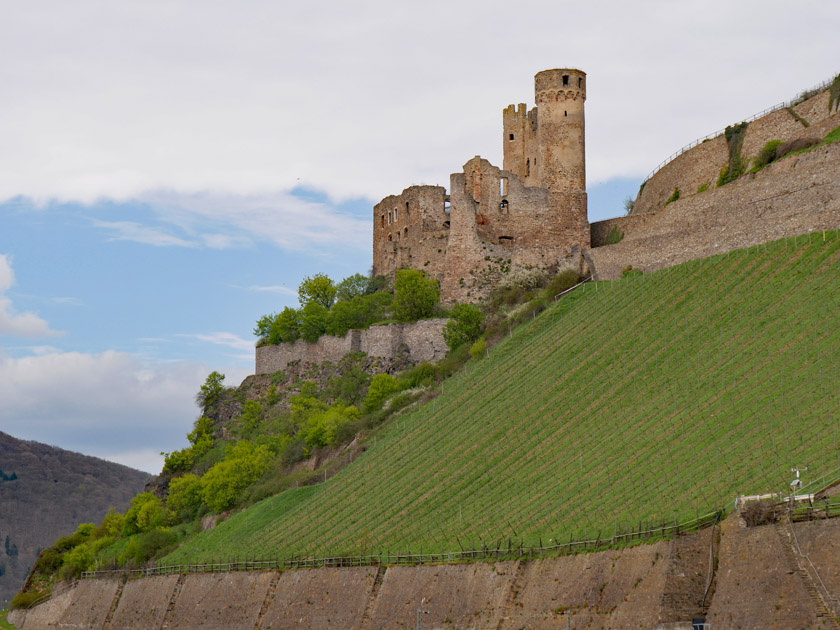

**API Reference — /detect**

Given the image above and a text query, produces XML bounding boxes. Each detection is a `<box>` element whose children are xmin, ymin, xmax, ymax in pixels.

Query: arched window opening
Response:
<box><xmin>498</xmin><ymin>236</ymin><xmax>514</xmax><ymax>246</ymax></box>
<box><xmin>499</xmin><ymin>200</ymin><xmax>509</xmax><ymax>212</ymax></box>
<box><xmin>443</xmin><ymin>220</ymin><xmax>450</xmax><ymax>229</ymax></box>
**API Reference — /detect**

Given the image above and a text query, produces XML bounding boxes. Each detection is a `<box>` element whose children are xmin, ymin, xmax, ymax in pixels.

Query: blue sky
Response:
<box><xmin>1</xmin><ymin>0</ymin><xmax>837</xmax><ymax>473</ymax></box>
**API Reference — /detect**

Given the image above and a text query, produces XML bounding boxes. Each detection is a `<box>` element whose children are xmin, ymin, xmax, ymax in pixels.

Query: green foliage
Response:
<box><xmin>167</xmin><ymin>474</ymin><xmax>203</xmax><ymax>521</ymax></box>
<box><xmin>60</xmin><ymin>543</ymin><xmax>94</xmax><ymax>577</ymax></box>
<box><xmin>326</xmin><ymin>292</ymin><xmax>393</xmax><ymax>337</ymax></box>
<box><xmin>298</xmin><ymin>273</ymin><xmax>337</xmax><ymax>309</ymax></box>
<box><xmin>303</xmin><ymin>405</ymin><xmax>361</xmax><ymax>450</ymax></box>
<box><xmin>10</xmin><ymin>589</ymin><xmax>48</xmax><ymax>610</ymax></box>
<box><xmin>398</xmin><ymin>362</ymin><xmax>436</xmax><ymax>389</ymax></box>
<box><xmin>335</xmin><ymin>273</ymin><xmax>370</xmax><ymax>302</ymax></box>
<box><xmin>543</xmin><ymin>268</ymin><xmax>581</xmax><ymax>298</ymax></box>
<box><xmin>125</xmin><ymin>528</ymin><xmax>178</xmax><ymax>565</ymax></box>
<box><xmin>200</xmin><ymin>441</ymin><xmax>272</xmax><ymax>513</ymax></box>
<box><xmin>365</xmin><ymin>275</ymin><xmax>390</xmax><ymax>294</ymax></box>
<box><xmin>469</xmin><ymin>337</ymin><xmax>487</xmax><ymax>360</ymax></box>
<box><xmin>275</xmin><ymin>307</ymin><xmax>302</xmax><ymax>343</ymax></box>
<box><xmin>323</xmin><ymin>362</ymin><xmax>371</xmax><ymax>406</ymax></box>
<box><xmin>94</xmin><ymin>509</ymin><xmax>125</xmax><ymax>538</ymax></box>
<box><xmin>824</xmin><ymin>124</ymin><xmax>840</xmax><ymax>144</ymax></box>
<box><xmin>664</xmin><ymin>187</ymin><xmax>680</xmax><ymax>206</ymax></box>
<box><xmin>195</xmin><ymin>371</ymin><xmax>225</xmax><ymax>412</ymax></box>
<box><xmin>443</xmin><ymin>304</ymin><xmax>484</xmax><ymax>349</ymax></box>
<box><xmin>363</xmin><ymin>373</ymin><xmax>401</xmax><ymax>413</ymax></box>
<box><xmin>717</xmin><ymin>122</ymin><xmax>749</xmax><ymax>186</ymax></box>
<box><xmin>604</xmin><ymin>225</ymin><xmax>624</xmax><ymax>245</ymax></box>
<box><xmin>238</xmin><ymin>400</ymin><xmax>263</xmax><ymax>436</ymax></box>
<box><xmin>165</xmin><ymin>231</ymin><xmax>840</xmax><ymax>564</ymax></box>
<box><xmin>122</xmin><ymin>493</ymin><xmax>165</xmax><ymax>536</ymax></box>
<box><xmin>753</xmin><ymin>139</ymin><xmax>784</xmax><ymax>170</ymax></box>
<box><xmin>829</xmin><ymin>73</ymin><xmax>840</xmax><ymax>114</ymax></box>
<box><xmin>162</xmin><ymin>416</ymin><xmax>214</xmax><ymax>473</ymax></box>
<box><xmin>697</xmin><ymin>182</ymin><xmax>710</xmax><ymax>193</ymax></box>
<box><xmin>392</xmin><ymin>269</ymin><xmax>440</xmax><ymax>322</ymax></box>
<box><xmin>623</xmin><ymin>196</ymin><xmax>634</xmax><ymax>215</ymax></box>
<box><xmin>299</xmin><ymin>302</ymin><xmax>329</xmax><ymax>342</ymax></box>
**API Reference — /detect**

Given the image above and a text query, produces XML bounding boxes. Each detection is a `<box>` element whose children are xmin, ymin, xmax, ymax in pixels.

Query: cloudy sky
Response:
<box><xmin>1</xmin><ymin>0</ymin><xmax>837</xmax><ymax>473</ymax></box>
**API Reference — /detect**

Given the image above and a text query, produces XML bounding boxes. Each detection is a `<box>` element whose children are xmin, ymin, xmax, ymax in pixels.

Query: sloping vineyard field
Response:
<box><xmin>166</xmin><ymin>231</ymin><xmax>840</xmax><ymax>563</ymax></box>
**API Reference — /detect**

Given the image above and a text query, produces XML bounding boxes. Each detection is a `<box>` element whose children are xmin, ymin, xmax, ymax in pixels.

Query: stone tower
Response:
<box><xmin>534</xmin><ymin>68</ymin><xmax>586</xmax><ymax>194</ymax></box>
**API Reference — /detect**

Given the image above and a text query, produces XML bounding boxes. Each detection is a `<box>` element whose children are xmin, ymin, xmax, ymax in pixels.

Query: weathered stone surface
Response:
<box><xmin>166</xmin><ymin>572</ymin><xmax>273</xmax><ymax>629</ymax></box>
<box><xmin>588</xmin><ymin>142</ymin><xmax>840</xmax><ymax>279</ymax></box>
<box><xmin>255</xmin><ymin>319</ymin><xmax>448</xmax><ymax>375</ymax></box>
<box><xmin>108</xmin><ymin>575</ymin><xmax>178</xmax><ymax>629</ymax></box>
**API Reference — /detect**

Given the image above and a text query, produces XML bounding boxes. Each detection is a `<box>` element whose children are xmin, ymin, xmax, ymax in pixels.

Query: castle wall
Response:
<box><xmin>254</xmin><ymin>319</ymin><xmax>448</xmax><ymax>374</ymax></box>
<box><xmin>20</xmin><ymin>516</ymin><xmax>838</xmax><ymax>629</ymax></box>
<box><xmin>634</xmin><ymin>87</ymin><xmax>839</xmax><ymax>215</ymax></box>
<box><xmin>372</xmin><ymin>185</ymin><xmax>449</xmax><ymax>284</ymax></box>
<box><xmin>588</xmin><ymin>141</ymin><xmax>840</xmax><ymax>279</ymax></box>
<box><xmin>502</xmin><ymin>103</ymin><xmax>539</xmax><ymax>186</ymax></box>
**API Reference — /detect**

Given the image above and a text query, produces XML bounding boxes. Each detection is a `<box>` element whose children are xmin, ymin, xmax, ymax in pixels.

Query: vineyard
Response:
<box><xmin>164</xmin><ymin>231</ymin><xmax>840</xmax><ymax>564</ymax></box>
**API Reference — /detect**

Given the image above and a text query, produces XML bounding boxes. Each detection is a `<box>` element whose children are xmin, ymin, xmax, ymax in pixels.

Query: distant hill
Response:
<box><xmin>0</xmin><ymin>432</ymin><xmax>149</xmax><ymax>607</ymax></box>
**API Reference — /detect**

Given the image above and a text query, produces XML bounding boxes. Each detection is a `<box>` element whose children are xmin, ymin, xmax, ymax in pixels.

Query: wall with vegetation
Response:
<box><xmin>11</xmin><ymin>517</ymin><xmax>840</xmax><ymax>629</ymax></box>
<box><xmin>588</xmin><ymin>141</ymin><xmax>840</xmax><ymax>279</ymax></box>
<box><xmin>255</xmin><ymin>318</ymin><xmax>448</xmax><ymax>375</ymax></box>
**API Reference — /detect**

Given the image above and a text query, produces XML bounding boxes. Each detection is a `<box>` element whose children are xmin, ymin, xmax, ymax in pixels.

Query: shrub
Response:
<box><xmin>697</xmin><ymin>182</ymin><xmax>709</xmax><ymax>193</ymax></box>
<box><xmin>443</xmin><ymin>304</ymin><xmax>484</xmax><ymax>349</ymax></box>
<box><xmin>664</xmin><ymin>187</ymin><xmax>680</xmax><ymax>206</ymax></box>
<box><xmin>469</xmin><ymin>337</ymin><xmax>487</xmax><ymax>360</ymax></box>
<box><xmin>300</xmin><ymin>302</ymin><xmax>329</xmax><ymax>342</ymax></box>
<box><xmin>718</xmin><ymin>122</ymin><xmax>749</xmax><ymax>186</ymax></box>
<box><xmin>398</xmin><ymin>362</ymin><xmax>436</xmax><ymax>389</ymax></box>
<box><xmin>393</xmin><ymin>269</ymin><xmax>440</xmax><ymax>322</ymax></box>
<box><xmin>303</xmin><ymin>405</ymin><xmax>360</xmax><ymax>449</ymax></box>
<box><xmin>10</xmin><ymin>589</ymin><xmax>48</xmax><ymax>610</ymax></box>
<box><xmin>742</xmin><ymin>500</ymin><xmax>778</xmax><ymax>527</ymax></box>
<box><xmin>195</xmin><ymin>371</ymin><xmax>226</xmax><ymax>412</ymax></box>
<box><xmin>364</xmin><ymin>373</ymin><xmax>401</xmax><ymax>413</ymax></box>
<box><xmin>200</xmin><ymin>442</ymin><xmax>272</xmax><ymax>513</ymax></box>
<box><xmin>167</xmin><ymin>474</ymin><xmax>204</xmax><ymax>521</ymax></box>
<box><xmin>60</xmin><ymin>543</ymin><xmax>94</xmax><ymax>578</ymax></box>
<box><xmin>122</xmin><ymin>493</ymin><xmax>166</xmax><ymax>536</ymax></box>
<box><xmin>125</xmin><ymin>528</ymin><xmax>178</xmax><ymax>565</ymax></box>
<box><xmin>753</xmin><ymin>139</ymin><xmax>783</xmax><ymax>170</ymax></box>
<box><xmin>774</xmin><ymin>136</ymin><xmax>820</xmax><ymax>160</ymax></box>
<box><xmin>604</xmin><ymin>226</ymin><xmax>624</xmax><ymax>245</ymax></box>
<box><xmin>497</xmin><ymin>267</ymin><xmax>546</xmax><ymax>291</ymax></box>
<box><xmin>623</xmin><ymin>196</ymin><xmax>635</xmax><ymax>215</ymax></box>
<box><xmin>543</xmin><ymin>266</ymin><xmax>581</xmax><ymax>298</ymax></box>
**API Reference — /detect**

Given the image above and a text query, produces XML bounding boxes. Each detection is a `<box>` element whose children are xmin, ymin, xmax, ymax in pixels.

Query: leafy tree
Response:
<box><xmin>196</xmin><ymin>371</ymin><xmax>225</xmax><ymax>412</ymax></box>
<box><xmin>300</xmin><ymin>302</ymin><xmax>329</xmax><ymax>342</ymax></box>
<box><xmin>275</xmin><ymin>307</ymin><xmax>302</xmax><ymax>342</ymax></box>
<box><xmin>200</xmin><ymin>441</ymin><xmax>272</xmax><ymax>513</ymax></box>
<box><xmin>303</xmin><ymin>405</ymin><xmax>360</xmax><ymax>450</ymax></box>
<box><xmin>298</xmin><ymin>273</ymin><xmax>337</xmax><ymax>309</ymax></box>
<box><xmin>335</xmin><ymin>273</ymin><xmax>369</xmax><ymax>302</ymax></box>
<box><xmin>364</xmin><ymin>373</ymin><xmax>401</xmax><ymax>413</ymax></box>
<box><xmin>443</xmin><ymin>303</ymin><xmax>484</xmax><ymax>349</ymax></box>
<box><xmin>393</xmin><ymin>269</ymin><xmax>440</xmax><ymax>322</ymax></box>
<box><xmin>95</xmin><ymin>509</ymin><xmax>124</xmax><ymax>538</ymax></box>
<box><xmin>61</xmin><ymin>543</ymin><xmax>94</xmax><ymax>577</ymax></box>
<box><xmin>122</xmin><ymin>493</ymin><xmax>166</xmax><ymax>536</ymax></box>
<box><xmin>238</xmin><ymin>400</ymin><xmax>263</xmax><ymax>436</ymax></box>
<box><xmin>167</xmin><ymin>474</ymin><xmax>203</xmax><ymax>521</ymax></box>
<box><xmin>366</xmin><ymin>274</ymin><xmax>390</xmax><ymax>294</ymax></box>
<box><xmin>254</xmin><ymin>312</ymin><xmax>282</xmax><ymax>345</ymax></box>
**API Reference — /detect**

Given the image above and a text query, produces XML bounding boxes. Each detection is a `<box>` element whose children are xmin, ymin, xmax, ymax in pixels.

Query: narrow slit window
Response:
<box><xmin>578</xmin><ymin>77</ymin><xmax>583</xmax><ymax>88</ymax></box>
<box><xmin>509</xmin><ymin>133</ymin><xmax>514</xmax><ymax>141</ymax></box>
<box><xmin>562</xmin><ymin>75</ymin><xmax>569</xmax><ymax>86</ymax></box>
<box><xmin>380</xmin><ymin>215</ymin><xmax>385</xmax><ymax>227</ymax></box>
<box><xmin>500</xmin><ymin>177</ymin><xmax>508</xmax><ymax>196</ymax></box>
<box><xmin>564</xmin><ymin>111</ymin><xmax>567</xmax><ymax>117</ymax></box>
<box><xmin>394</xmin><ymin>208</ymin><xmax>398</xmax><ymax>222</ymax></box>
<box><xmin>444</xmin><ymin>200</ymin><xmax>451</xmax><ymax>214</ymax></box>
<box><xmin>388</xmin><ymin>234</ymin><xmax>392</xmax><ymax>241</ymax></box>
<box><xmin>405</xmin><ymin>201</ymin><xmax>409</xmax><ymax>216</ymax></box>
<box><xmin>526</xmin><ymin>158</ymin><xmax>530</xmax><ymax>177</ymax></box>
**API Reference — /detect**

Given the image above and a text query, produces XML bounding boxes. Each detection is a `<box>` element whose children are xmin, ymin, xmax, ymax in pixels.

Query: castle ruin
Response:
<box><xmin>372</xmin><ymin>69</ymin><xmax>590</xmax><ymax>303</ymax></box>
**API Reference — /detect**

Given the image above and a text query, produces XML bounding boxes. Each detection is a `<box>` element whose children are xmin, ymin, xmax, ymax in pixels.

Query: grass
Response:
<box><xmin>163</xmin><ymin>231</ymin><xmax>840</xmax><ymax>564</ymax></box>
<box><xmin>0</xmin><ymin>611</ymin><xmax>18</xmax><ymax>630</ymax></box>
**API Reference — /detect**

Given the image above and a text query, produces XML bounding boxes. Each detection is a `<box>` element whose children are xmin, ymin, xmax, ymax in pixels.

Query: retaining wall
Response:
<box><xmin>14</xmin><ymin>516</ymin><xmax>840</xmax><ymax>629</ymax></box>
<box><xmin>587</xmin><ymin>141</ymin><xmax>840</xmax><ymax>279</ymax></box>
<box><xmin>254</xmin><ymin>319</ymin><xmax>449</xmax><ymax>375</ymax></box>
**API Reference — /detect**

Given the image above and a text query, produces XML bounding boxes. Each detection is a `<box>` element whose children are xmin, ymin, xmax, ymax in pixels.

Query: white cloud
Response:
<box><xmin>187</xmin><ymin>331</ymin><xmax>254</xmax><ymax>354</ymax></box>
<box><xmin>242</xmin><ymin>284</ymin><xmax>297</xmax><ymax>296</ymax></box>
<box><xmin>0</xmin><ymin>349</ymin><xmax>251</xmax><ymax>473</ymax></box>
<box><xmin>50</xmin><ymin>296</ymin><xmax>84</xmax><ymax>306</ymax></box>
<box><xmin>0</xmin><ymin>255</ymin><xmax>62</xmax><ymax>337</ymax></box>
<box><xmin>89</xmin><ymin>218</ymin><xmax>197</xmax><ymax>247</ymax></box>
<box><xmin>0</xmin><ymin>1</ymin><xmax>836</xmax><ymax>207</ymax></box>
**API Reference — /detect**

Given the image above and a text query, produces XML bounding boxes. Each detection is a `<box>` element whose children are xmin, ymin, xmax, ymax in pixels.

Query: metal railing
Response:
<box><xmin>641</xmin><ymin>75</ymin><xmax>835</xmax><ymax>185</ymax></box>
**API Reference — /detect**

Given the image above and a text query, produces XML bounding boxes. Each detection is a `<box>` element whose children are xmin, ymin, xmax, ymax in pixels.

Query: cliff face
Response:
<box><xmin>0</xmin><ymin>432</ymin><xmax>149</xmax><ymax>608</ymax></box>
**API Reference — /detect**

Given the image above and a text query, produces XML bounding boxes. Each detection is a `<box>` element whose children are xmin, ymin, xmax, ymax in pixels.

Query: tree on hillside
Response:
<box><xmin>196</xmin><ymin>371</ymin><xmax>225</xmax><ymax>412</ymax></box>
<box><xmin>335</xmin><ymin>273</ymin><xmax>370</xmax><ymax>302</ymax></box>
<box><xmin>300</xmin><ymin>302</ymin><xmax>329</xmax><ymax>342</ymax></box>
<box><xmin>298</xmin><ymin>273</ymin><xmax>337</xmax><ymax>309</ymax></box>
<box><xmin>443</xmin><ymin>303</ymin><xmax>484</xmax><ymax>349</ymax></box>
<box><xmin>393</xmin><ymin>269</ymin><xmax>440</xmax><ymax>322</ymax></box>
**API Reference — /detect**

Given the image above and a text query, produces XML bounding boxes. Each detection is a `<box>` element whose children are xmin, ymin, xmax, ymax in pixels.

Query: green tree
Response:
<box><xmin>200</xmin><ymin>441</ymin><xmax>272</xmax><ymax>513</ymax></box>
<box><xmin>122</xmin><ymin>493</ymin><xmax>166</xmax><ymax>536</ymax></box>
<box><xmin>275</xmin><ymin>307</ymin><xmax>302</xmax><ymax>342</ymax></box>
<box><xmin>392</xmin><ymin>269</ymin><xmax>440</xmax><ymax>322</ymax></box>
<box><xmin>363</xmin><ymin>373</ymin><xmax>401</xmax><ymax>413</ymax></box>
<box><xmin>61</xmin><ymin>543</ymin><xmax>94</xmax><ymax>577</ymax></box>
<box><xmin>303</xmin><ymin>405</ymin><xmax>360</xmax><ymax>449</ymax></box>
<box><xmin>167</xmin><ymin>474</ymin><xmax>204</xmax><ymax>521</ymax></box>
<box><xmin>254</xmin><ymin>312</ymin><xmax>282</xmax><ymax>345</ymax></box>
<box><xmin>300</xmin><ymin>302</ymin><xmax>329</xmax><ymax>342</ymax></box>
<box><xmin>443</xmin><ymin>303</ymin><xmax>485</xmax><ymax>349</ymax></box>
<box><xmin>196</xmin><ymin>371</ymin><xmax>225</xmax><ymax>412</ymax></box>
<box><xmin>335</xmin><ymin>273</ymin><xmax>369</xmax><ymax>302</ymax></box>
<box><xmin>298</xmin><ymin>273</ymin><xmax>337</xmax><ymax>309</ymax></box>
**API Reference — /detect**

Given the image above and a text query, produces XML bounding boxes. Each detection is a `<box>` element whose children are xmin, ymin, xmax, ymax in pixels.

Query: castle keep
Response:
<box><xmin>373</xmin><ymin>69</ymin><xmax>590</xmax><ymax>303</ymax></box>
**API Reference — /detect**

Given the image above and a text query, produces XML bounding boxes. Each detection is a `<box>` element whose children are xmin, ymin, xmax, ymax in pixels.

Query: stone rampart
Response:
<box><xmin>588</xmin><ymin>142</ymin><xmax>840</xmax><ymax>280</ymax></box>
<box><xmin>634</xmin><ymin>87</ymin><xmax>840</xmax><ymax>215</ymax></box>
<box><xmin>254</xmin><ymin>319</ymin><xmax>449</xmax><ymax>375</ymax></box>
<box><xmin>13</xmin><ymin>516</ymin><xmax>840</xmax><ymax>629</ymax></box>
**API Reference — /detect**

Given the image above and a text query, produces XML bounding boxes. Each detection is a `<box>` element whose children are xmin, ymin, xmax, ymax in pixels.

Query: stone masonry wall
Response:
<box><xmin>14</xmin><ymin>516</ymin><xmax>840</xmax><ymax>629</ymax></box>
<box><xmin>254</xmin><ymin>319</ymin><xmax>448</xmax><ymax>375</ymax></box>
<box><xmin>587</xmin><ymin>141</ymin><xmax>840</xmax><ymax>280</ymax></box>
<box><xmin>634</xmin><ymin>87</ymin><xmax>839</xmax><ymax>215</ymax></box>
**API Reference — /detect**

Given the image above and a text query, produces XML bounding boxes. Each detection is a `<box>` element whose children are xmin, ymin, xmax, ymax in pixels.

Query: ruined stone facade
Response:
<box><xmin>373</xmin><ymin>68</ymin><xmax>590</xmax><ymax>303</ymax></box>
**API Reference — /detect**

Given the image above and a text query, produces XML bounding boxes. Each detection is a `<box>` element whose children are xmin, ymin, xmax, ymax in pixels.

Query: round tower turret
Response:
<box><xmin>534</xmin><ymin>68</ymin><xmax>586</xmax><ymax>194</ymax></box>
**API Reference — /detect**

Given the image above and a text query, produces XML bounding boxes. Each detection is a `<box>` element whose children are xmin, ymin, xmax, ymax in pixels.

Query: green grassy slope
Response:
<box><xmin>166</xmin><ymin>231</ymin><xmax>840</xmax><ymax>563</ymax></box>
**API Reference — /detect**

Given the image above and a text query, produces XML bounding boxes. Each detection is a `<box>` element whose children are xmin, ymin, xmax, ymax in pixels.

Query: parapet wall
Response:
<box><xmin>588</xmin><ymin>141</ymin><xmax>840</xmax><ymax>279</ymax></box>
<box><xmin>254</xmin><ymin>319</ymin><xmax>449</xmax><ymax>374</ymax></box>
<box><xmin>13</xmin><ymin>517</ymin><xmax>840</xmax><ymax>629</ymax></box>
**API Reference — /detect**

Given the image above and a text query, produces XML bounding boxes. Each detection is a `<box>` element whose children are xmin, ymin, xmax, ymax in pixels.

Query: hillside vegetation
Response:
<box><xmin>164</xmin><ymin>230</ymin><xmax>840</xmax><ymax>563</ymax></box>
